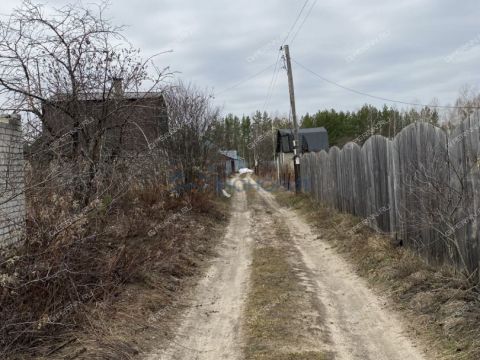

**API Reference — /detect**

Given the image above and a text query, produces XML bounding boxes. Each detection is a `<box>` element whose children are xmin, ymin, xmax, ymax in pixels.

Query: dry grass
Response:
<box><xmin>275</xmin><ymin>191</ymin><xmax>480</xmax><ymax>360</ymax></box>
<box><xmin>0</xmin><ymin>181</ymin><xmax>230</xmax><ymax>359</ymax></box>
<box><xmin>243</xmin><ymin>190</ymin><xmax>332</xmax><ymax>360</ymax></box>
<box><xmin>49</xmin><ymin>202</ymin><xmax>229</xmax><ymax>360</ymax></box>
<box><xmin>244</xmin><ymin>246</ymin><xmax>330</xmax><ymax>360</ymax></box>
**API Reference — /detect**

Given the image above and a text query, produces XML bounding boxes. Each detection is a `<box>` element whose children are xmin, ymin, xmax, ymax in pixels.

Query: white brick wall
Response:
<box><xmin>0</xmin><ymin>114</ymin><xmax>26</xmax><ymax>247</ymax></box>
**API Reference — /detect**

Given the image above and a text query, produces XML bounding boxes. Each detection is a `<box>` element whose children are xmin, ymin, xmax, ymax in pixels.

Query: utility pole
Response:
<box><xmin>283</xmin><ymin>45</ymin><xmax>301</xmax><ymax>193</ymax></box>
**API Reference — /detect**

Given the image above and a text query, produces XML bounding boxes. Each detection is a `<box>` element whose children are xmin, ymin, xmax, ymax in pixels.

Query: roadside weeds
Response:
<box><xmin>274</xmin><ymin>190</ymin><xmax>480</xmax><ymax>360</ymax></box>
<box><xmin>29</xmin><ymin>196</ymin><xmax>230</xmax><ymax>360</ymax></box>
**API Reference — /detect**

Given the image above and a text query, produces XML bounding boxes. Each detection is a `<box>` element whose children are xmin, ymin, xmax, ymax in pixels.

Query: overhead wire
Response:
<box><xmin>262</xmin><ymin>51</ymin><xmax>282</xmax><ymax>113</ymax></box>
<box><xmin>282</xmin><ymin>1</ymin><xmax>479</xmax><ymax>112</ymax></box>
<box><xmin>262</xmin><ymin>0</ymin><xmax>311</xmax><ymax>113</ymax></box>
<box><xmin>282</xmin><ymin>0</ymin><xmax>310</xmax><ymax>45</ymax></box>
<box><xmin>214</xmin><ymin>62</ymin><xmax>276</xmax><ymax>96</ymax></box>
<box><xmin>292</xmin><ymin>58</ymin><xmax>480</xmax><ymax>110</ymax></box>
<box><xmin>289</xmin><ymin>0</ymin><xmax>317</xmax><ymax>45</ymax></box>
<box><xmin>215</xmin><ymin>0</ymin><xmax>310</xmax><ymax>101</ymax></box>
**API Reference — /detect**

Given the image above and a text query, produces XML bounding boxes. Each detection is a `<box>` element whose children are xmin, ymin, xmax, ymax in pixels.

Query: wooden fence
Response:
<box><xmin>300</xmin><ymin>114</ymin><xmax>480</xmax><ymax>278</ymax></box>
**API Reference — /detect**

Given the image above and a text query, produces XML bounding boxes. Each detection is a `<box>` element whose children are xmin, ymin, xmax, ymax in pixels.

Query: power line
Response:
<box><xmin>262</xmin><ymin>0</ymin><xmax>312</xmax><ymax>113</ymax></box>
<box><xmin>262</xmin><ymin>51</ymin><xmax>282</xmax><ymax>113</ymax></box>
<box><xmin>290</xmin><ymin>0</ymin><xmax>317</xmax><ymax>45</ymax></box>
<box><xmin>292</xmin><ymin>58</ymin><xmax>480</xmax><ymax>110</ymax></box>
<box><xmin>214</xmin><ymin>1</ymin><xmax>309</xmax><ymax>101</ymax></box>
<box><xmin>265</xmin><ymin>53</ymin><xmax>282</xmax><ymax>104</ymax></box>
<box><xmin>267</xmin><ymin>61</ymin><xmax>282</xmax><ymax>109</ymax></box>
<box><xmin>215</xmin><ymin>62</ymin><xmax>276</xmax><ymax>96</ymax></box>
<box><xmin>282</xmin><ymin>0</ymin><xmax>310</xmax><ymax>45</ymax></box>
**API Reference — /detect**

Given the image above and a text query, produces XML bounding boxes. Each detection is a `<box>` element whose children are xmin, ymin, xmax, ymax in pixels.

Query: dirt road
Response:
<box><xmin>145</xmin><ymin>175</ymin><xmax>428</xmax><ymax>360</ymax></box>
<box><xmin>145</xmin><ymin>178</ymin><xmax>252</xmax><ymax>360</ymax></box>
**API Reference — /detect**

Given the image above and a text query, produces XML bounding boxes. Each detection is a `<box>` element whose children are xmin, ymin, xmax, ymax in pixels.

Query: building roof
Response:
<box><xmin>220</xmin><ymin>150</ymin><xmax>244</xmax><ymax>161</ymax></box>
<box><xmin>277</xmin><ymin>127</ymin><xmax>329</xmax><ymax>153</ymax></box>
<box><xmin>49</xmin><ymin>92</ymin><xmax>165</xmax><ymax>102</ymax></box>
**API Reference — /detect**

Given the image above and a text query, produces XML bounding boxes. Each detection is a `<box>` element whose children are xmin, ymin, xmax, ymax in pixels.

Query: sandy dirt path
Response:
<box><xmin>145</xmin><ymin>175</ymin><xmax>428</xmax><ymax>360</ymax></box>
<box><xmin>144</xmin><ymin>177</ymin><xmax>252</xmax><ymax>360</ymax></box>
<box><xmin>248</xmin><ymin>176</ymin><xmax>427</xmax><ymax>360</ymax></box>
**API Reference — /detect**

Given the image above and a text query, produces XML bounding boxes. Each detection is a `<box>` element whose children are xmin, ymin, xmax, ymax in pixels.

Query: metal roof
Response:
<box><xmin>49</xmin><ymin>92</ymin><xmax>164</xmax><ymax>102</ymax></box>
<box><xmin>220</xmin><ymin>150</ymin><xmax>244</xmax><ymax>160</ymax></box>
<box><xmin>276</xmin><ymin>127</ymin><xmax>329</xmax><ymax>153</ymax></box>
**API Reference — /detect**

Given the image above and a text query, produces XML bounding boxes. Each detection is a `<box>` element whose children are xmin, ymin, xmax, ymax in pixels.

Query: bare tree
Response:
<box><xmin>395</xmin><ymin>118</ymin><xmax>480</xmax><ymax>277</ymax></box>
<box><xmin>163</xmin><ymin>82</ymin><xmax>221</xmax><ymax>192</ymax></box>
<box><xmin>0</xmin><ymin>0</ymin><xmax>169</xmax><ymax>202</ymax></box>
<box><xmin>449</xmin><ymin>85</ymin><xmax>480</xmax><ymax>124</ymax></box>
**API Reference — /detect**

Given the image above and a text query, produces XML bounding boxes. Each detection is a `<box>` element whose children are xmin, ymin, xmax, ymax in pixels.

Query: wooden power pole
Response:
<box><xmin>283</xmin><ymin>45</ymin><xmax>301</xmax><ymax>193</ymax></box>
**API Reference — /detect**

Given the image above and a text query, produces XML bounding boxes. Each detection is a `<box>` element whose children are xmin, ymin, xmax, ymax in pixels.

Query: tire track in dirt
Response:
<box><xmin>248</xmin><ymin>176</ymin><xmax>428</xmax><ymax>360</ymax></box>
<box><xmin>243</xmin><ymin>188</ymin><xmax>333</xmax><ymax>359</ymax></box>
<box><xmin>144</xmin><ymin>176</ymin><xmax>253</xmax><ymax>360</ymax></box>
<box><xmin>146</xmin><ymin>175</ymin><xmax>429</xmax><ymax>360</ymax></box>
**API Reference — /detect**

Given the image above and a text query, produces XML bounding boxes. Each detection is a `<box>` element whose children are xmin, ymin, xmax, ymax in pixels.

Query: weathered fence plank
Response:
<box><xmin>361</xmin><ymin>135</ymin><xmax>391</xmax><ymax>233</ymax></box>
<box><xmin>300</xmin><ymin>116</ymin><xmax>480</xmax><ymax>278</ymax></box>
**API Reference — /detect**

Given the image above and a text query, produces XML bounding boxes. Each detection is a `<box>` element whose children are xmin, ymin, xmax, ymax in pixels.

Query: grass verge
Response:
<box><xmin>243</xmin><ymin>189</ymin><xmax>332</xmax><ymax>360</ymax></box>
<box><xmin>1</xmin><ymin>191</ymin><xmax>230</xmax><ymax>359</ymax></box>
<box><xmin>274</xmin><ymin>190</ymin><xmax>480</xmax><ymax>360</ymax></box>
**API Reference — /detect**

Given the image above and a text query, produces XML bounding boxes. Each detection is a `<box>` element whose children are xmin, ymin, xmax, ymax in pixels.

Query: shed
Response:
<box><xmin>220</xmin><ymin>150</ymin><xmax>246</xmax><ymax>175</ymax></box>
<box><xmin>276</xmin><ymin>127</ymin><xmax>329</xmax><ymax>154</ymax></box>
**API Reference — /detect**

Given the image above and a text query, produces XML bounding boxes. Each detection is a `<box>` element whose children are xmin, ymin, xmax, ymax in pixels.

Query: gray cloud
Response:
<box><xmin>1</xmin><ymin>0</ymin><xmax>479</xmax><ymax>117</ymax></box>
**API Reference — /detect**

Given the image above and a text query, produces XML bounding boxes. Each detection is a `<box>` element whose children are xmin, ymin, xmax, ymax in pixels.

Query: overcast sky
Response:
<box><xmin>1</xmin><ymin>0</ymin><xmax>479</xmax><ymax>117</ymax></box>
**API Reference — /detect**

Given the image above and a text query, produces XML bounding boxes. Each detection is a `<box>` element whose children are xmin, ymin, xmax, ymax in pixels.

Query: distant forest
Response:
<box><xmin>212</xmin><ymin>104</ymin><xmax>443</xmax><ymax>167</ymax></box>
<box><xmin>300</xmin><ymin>104</ymin><xmax>439</xmax><ymax>146</ymax></box>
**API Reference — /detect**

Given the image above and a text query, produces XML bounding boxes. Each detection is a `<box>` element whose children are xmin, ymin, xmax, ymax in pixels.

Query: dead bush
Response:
<box><xmin>0</xmin><ymin>164</ymin><xmax>227</xmax><ymax>358</ymax></box>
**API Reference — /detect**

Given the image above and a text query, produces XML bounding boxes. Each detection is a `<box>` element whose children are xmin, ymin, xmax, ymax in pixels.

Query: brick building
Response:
<box><xmin>41</xmin><ymin>79</ymin><xmax>168</xmax><ymax>158</ymax></box>
<box><xmin>0</xmin><ymin>114</ymin><xmax>26</xmax><ymax>247</ymax></box>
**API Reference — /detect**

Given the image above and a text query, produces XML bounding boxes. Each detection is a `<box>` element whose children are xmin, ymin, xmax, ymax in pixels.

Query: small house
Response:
<box><xmin>40</xmin><ymin>78</ymin><xmax>169</xmax><ymax>158</ymax></box>
<box><xmin>220</xmin><ymin>150</ymin><xmax>246</xmax><ymax>176</ymax></box>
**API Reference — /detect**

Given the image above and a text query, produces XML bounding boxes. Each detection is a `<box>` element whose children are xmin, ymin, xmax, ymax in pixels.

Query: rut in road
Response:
<box><xmin>145</xmin><ymin>178</ymin><xmax>253</xmax><ymax>360</ymax></box>
<box><xmin>247</xmin><ymin>176</ymin><xmax>427</xmax><ymax>360</ymax></box>
<box><xmin>145</xmin><ymin>175</ymin><xmax>429</xmax><ymax>360</ymax></box>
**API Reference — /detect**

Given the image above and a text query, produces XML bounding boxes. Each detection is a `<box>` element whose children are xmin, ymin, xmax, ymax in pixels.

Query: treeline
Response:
<box><xmin>301</xmin><ymin>104</ymin><xmax>440</xmax><ymax>146</ymax></box>
<box><xmin>213</xmin><ymin>104</ymin><xmax>441</xmax><ymax>167</ymax></box>
<box><xmin>210</xmin><ymin>111</ymin><xmax>290</xmax><ymax>167</ymax></box>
